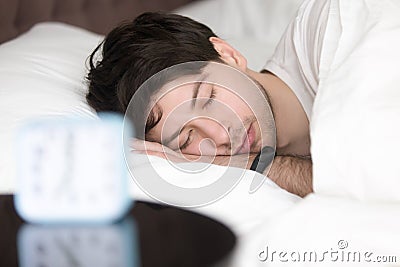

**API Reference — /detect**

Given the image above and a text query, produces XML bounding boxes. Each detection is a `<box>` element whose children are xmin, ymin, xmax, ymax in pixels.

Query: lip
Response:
<box><xmin>235</xmin><ymin>122</ymin><xmax>255</xmax><ymax>155</ymax></box>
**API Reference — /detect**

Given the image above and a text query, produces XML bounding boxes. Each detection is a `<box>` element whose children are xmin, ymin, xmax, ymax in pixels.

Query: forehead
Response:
<box><xmin>156</xmin><ymin>82</ymin><xmax>194</xmax><ymax>113</ymax></box>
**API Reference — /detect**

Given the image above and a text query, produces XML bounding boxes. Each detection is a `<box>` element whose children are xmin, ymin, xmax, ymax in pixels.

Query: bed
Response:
<box><xmin>1</xmin><ymin>0</ymin><xmax>400</xmax><ymax>266</ymax></box>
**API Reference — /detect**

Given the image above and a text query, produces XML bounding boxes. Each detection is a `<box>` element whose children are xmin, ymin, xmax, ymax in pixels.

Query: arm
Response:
<box><xmin>212</xmin><ymin>154</ymin><xmax>313</xmax><ymax>197</ymax></box>
<box><xmin>267</xmin><ymin>155</ymin><xmax>312</xmax><ymax>197</ymax></box>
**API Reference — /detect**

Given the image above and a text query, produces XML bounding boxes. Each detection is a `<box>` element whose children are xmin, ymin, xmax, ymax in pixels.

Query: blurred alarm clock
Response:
<box><xmin>18</xmin><ymin>218</ymin><xmax>139</xmax><ymax>267</ymax></box>
<box><xmin>14</xmin><ymin>112</ymin><xmax>133</xmax><ymax>224</ymax></box>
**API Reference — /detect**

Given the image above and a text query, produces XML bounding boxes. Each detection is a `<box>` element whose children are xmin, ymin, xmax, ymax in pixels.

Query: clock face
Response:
<box><xmin>18</xmin><ymin>219</ymin><xmax>139</xmax><ymax>267</ymax></box>
<box><xmin>15</xmin><ymin>113</ymin><xmax>133</xmax><ymax>223</ymax></box>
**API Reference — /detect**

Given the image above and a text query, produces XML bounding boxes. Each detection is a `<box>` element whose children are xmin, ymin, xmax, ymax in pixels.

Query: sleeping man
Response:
<box><xmin>86</xmin><ymin>0</ymin><xmax>331</xmax><ymax>197</ymax></box>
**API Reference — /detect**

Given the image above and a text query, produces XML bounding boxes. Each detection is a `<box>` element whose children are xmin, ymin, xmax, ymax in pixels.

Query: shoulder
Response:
<box><xmin>264</xmin><ymin>0</ymin><xmax>331</xmax><ymax>118</ymax></box>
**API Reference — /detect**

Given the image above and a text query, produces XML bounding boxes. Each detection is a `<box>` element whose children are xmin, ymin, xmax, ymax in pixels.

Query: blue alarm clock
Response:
<box><xmin>14</xmin><ymin>112</ymin><xmax>133</xmax><ymax>224</ymax></box>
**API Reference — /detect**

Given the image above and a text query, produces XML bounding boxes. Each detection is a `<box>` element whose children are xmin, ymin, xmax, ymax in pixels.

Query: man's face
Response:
<box><xmin>145</xmin><ymin>64</ymin><xmax>274</xmax><ymax>157</ymax></box>
<box><xmin>147</xmin><ymin>82</ymin><xmax>262</xmax><ymax>156</ymax></box>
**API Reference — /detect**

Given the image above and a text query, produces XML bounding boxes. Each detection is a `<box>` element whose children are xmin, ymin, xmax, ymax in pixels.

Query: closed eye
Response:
<box><xmin>202</xmin><ymin>87</ymin><xmax>216</xmax><ymax>109</ymax></box>
<box><xmin>179</xmin><ymin>129</ymin><xmax>193</xmax><ymax>150</ymax></box>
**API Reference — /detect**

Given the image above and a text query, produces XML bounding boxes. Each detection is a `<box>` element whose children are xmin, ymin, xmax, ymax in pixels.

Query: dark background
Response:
<box><xmin>0</xmin><ymin>0</ymin><xmax>197</xmax><ymax>44</ymax></box>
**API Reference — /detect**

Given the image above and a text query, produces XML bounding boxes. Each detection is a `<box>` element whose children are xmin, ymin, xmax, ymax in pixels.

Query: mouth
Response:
<box><xmin>234</xmin><ymin>122</ymin><xmax>255</xmax><ymax>155</ymax></box>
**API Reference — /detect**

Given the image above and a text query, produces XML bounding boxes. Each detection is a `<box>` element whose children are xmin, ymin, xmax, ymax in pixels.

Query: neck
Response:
<box><xmin>246</xmin><ymin>69</ymin><xmax>311</xmax><ymax>156</ymax></box>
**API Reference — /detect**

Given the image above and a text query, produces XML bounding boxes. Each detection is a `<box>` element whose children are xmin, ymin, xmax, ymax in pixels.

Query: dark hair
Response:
<box><xmin>86</xmin><ymin>12</ymin><xmax>222</xmax><ymax>137</ymax></box>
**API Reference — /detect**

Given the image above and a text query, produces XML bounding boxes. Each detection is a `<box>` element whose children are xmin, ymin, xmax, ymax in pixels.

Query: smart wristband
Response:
<box><xmin>250</xmin><ymin>146</ymin><xmax>275</xmax><ymax>174</ymax></box>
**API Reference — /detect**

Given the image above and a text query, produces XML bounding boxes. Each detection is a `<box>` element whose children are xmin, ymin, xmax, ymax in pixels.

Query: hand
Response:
<box><xmin>132</xmin><ymin>138</ymin><xmax>257</xmax><ymax>168</ymax></box>
<box><xmin>131</xmin><ymin>138</ymin><xmax>205</xmax><ymax>163</ymax></box>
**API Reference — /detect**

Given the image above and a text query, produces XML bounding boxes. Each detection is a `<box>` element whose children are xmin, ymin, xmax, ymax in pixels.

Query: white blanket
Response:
<box><xmin>232</xmin><ymin>194</ymin><xmax>400</xmax><ymax>266</ymax></box>
<box><xmin>311</xmin><ymin>0</ymin><xmax>400</xmax><ymax>202</ymax></box>
<box><xmin>229</xmin><ymin>1</ymin><xmax>400</xmax><ymax>265</ymax></box>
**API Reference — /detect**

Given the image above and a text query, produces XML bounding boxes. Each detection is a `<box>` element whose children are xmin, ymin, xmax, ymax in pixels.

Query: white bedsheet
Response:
<box><xmin>231</xmin><ymin>194</ymin><xmax>400</xmax><ymax>266</ymax></box>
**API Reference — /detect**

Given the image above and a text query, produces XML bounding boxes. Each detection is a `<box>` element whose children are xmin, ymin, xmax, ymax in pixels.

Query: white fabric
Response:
<box><xmin>175</xmin><ymin>0</ymin><xmax>304</xmax><ymax>70</ymax></box>
<box><xmin>232</xmin><ymin>194</ymin><xmax>400</xmax><ymax>266</ymax></box>
<box><xmin>311</xmin><ymin>0</ymin><xmax>400</xmax><ymax>202</ymax></box>
<box><xmin>263</xmin><ymin>0</ymin><xmax>330</xmax><ymax>119</ymax></box>
<box><xmin>0</xmin><ymin>23</ymin><xmax>101</xmax><ymax>192</ymax></box>
<box><xmin>129</xmin><ymin>154</ymin><xmax>300</xmax><ymax>235</ymax></box>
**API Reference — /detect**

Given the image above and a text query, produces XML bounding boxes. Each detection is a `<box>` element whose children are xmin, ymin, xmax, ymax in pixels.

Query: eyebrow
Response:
<box><xmin>191</xmin><ymin>81</ymin><xmax>202</xmax><ymax>109</ymax></box>
<box><xmin>162</xmin><ymin>74</ymin><xmax>208</xmax><ymax>147</ymax></box>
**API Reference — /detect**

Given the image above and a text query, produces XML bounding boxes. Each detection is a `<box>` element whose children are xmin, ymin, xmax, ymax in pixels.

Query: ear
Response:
<box><xmin>209</xmin><ymin>37</ymin><xmax>247</xmax><ymax>71</ymax></box>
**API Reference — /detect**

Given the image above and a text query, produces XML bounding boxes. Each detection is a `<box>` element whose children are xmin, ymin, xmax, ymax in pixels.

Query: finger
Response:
<box><xmin>144</xmin><ymin>150</ymin><xmax>167</xmax><ymax>158</ymax></box>
<box><xmin>131</xmin><ymin>149</ymin><xmax>147</xmax><ymax>154</ymax></box>
<box><xmin>132</xmin><ymin>139</ymin><xmax>182</xmax><ymax>157</ymax></box>
<box><xmin>147</xmin><ymin>150</ymin><xmax>190</xmax><ymax>163</ymax></box>
<box><xmin>130</xmin><ymin>138</ymin><xmax>145</xmax><ymax>149</ymax></box>
<box><xmin>131</xmin><ymin>139</ymin><xmax>162</xmax><ymax>151</ymax></box>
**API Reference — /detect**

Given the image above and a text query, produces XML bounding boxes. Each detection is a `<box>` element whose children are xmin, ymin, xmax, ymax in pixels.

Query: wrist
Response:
<box><xmin>249</xmin><ymin>146</ymin><xmax>275</xmax><ymax>174</ymax></box>
<box><xmin>212</xmin><ymin>153</ymin><xmax>257</xmax><ymax>169</ymax></box>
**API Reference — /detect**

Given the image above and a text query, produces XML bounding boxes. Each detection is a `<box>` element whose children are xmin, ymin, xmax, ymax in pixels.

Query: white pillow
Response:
<box><xmin>0</xmin><ymin>22</ymin><xmax>102</xmax><ymax>192</ymax></box>
<box><xmin>175</xmin><ymin>0</ymin><xmax>304</xmax><ymax>70</ymax></box>
<box><xmin>311</xmin><ymin>0</ymin><xmax>400</xmax><ymax>202</ymax></box>
<box><xmin>130</xmin><ymin>154</ymin><xmax>300</xmax><ymax>235</ymax></box>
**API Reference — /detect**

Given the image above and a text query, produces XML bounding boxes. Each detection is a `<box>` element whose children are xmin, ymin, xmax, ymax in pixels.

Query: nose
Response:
<box><xmin>189</xmin><ymin>118</ymin><xmax>231</xmax><ymax>152</ymax></box>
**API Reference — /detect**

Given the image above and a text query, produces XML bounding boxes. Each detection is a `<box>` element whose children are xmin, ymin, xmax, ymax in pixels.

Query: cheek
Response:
<box><xmin>183</xmin><ymin>138</ymin><xmax>217</xmax><ymax>156</ymax></box>
<box><xmin>198</xmin><ymin>138</ymin><xmax>217</xmax><ymax>155</ymax></box>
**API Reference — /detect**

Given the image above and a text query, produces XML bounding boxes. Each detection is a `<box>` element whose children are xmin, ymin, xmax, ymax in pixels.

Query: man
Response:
<box><xmin>86</xmin><ymin>0</ymin><xmax>328</xmax><ymax>197</ymax></box>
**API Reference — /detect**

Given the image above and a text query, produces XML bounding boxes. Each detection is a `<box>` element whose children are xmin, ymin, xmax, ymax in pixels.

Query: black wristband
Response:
<box><xmin>250</xmin><ymin>146</ymin><xmax>275</xmax><ymax>174</ymax></box>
